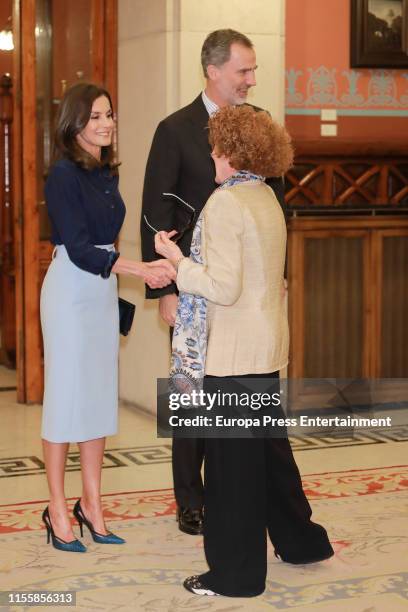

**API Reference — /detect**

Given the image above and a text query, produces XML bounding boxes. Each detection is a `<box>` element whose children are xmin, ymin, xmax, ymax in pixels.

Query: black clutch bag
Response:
<box><xmin>118</xmin><ymin>297</ymin><xmax>135</xmax><ymax>336</ymax></box>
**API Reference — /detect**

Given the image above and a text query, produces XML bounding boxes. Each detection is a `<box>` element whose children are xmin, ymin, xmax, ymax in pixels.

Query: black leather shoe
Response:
<box><xmin>176</xmin><ymin>507</ymin><xmax>203</xmax><ymax>535</ymax></box>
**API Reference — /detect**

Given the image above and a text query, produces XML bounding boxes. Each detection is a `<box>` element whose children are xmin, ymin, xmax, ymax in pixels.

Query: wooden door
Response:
<box><xmin>287</xmin><ymin>216</ymin><xmax>408</xmax><ymax>379</ymax></box>
<box><xmin>288</xmin><ymin>222</ymin><xmax>372</xmax><ymax>378</ymax></box>
<box><xmin>0</xmin><ymin>75</ymin><xmax>16</xmax><ymax>370</ymax></box>
<box><xmin>373</xmin><ymin>229</ymin><xmax>408</xmax><ymax>377</ymax></box>
<box><xmin>13</xmin><ymin>0</ymin><xmax>117</xmax><ymax>403</ymax></box>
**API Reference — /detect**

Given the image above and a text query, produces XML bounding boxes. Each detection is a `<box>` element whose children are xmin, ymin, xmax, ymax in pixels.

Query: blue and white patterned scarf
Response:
<box><xmin>170</xmin><ymin>171</ymin><xmax>264</xmax><ymax>395</ymax></box>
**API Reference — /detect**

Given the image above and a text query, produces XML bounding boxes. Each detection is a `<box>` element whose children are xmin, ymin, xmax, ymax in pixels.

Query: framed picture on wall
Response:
<box><xmin>351</xmin><ymin>0</ymin><xmax>408</xmax><ymax>67</ymax></box>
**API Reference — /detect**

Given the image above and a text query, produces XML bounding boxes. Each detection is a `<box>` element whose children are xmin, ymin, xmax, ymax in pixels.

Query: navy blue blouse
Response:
<box><xmin>45</xmin><ymin>158</ymin><xmax>126</xmax><ymax>276</ymax></box>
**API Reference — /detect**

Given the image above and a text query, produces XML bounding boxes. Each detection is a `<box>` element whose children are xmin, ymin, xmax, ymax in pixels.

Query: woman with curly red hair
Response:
<box><xmin>155</xmin><ymin>105</ymin><xmax>333</xmax><ymax>597</ymax></box>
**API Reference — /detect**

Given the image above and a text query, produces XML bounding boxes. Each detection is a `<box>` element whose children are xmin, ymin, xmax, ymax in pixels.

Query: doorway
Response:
<box><xmin>0</xmin><ymin>0</ymin><xmax>16</xmax><ymax>393</ymax></box>
<box><xmin>1</xmin><ymin>0</ymin><xmax>117</xmax><ymax>403</ymax></box>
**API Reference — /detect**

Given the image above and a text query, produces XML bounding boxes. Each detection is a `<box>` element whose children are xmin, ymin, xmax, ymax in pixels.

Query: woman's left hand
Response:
<box><xmin>154</xmin><ymin>231</ymin><xmax>183</xmax><ymax>267</ymax></box>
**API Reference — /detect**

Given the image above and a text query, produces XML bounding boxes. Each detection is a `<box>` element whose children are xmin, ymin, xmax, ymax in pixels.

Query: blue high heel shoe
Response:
<box><xmin>42</xmin><ymin>507</ymin><xmax>86</xmax><ymax>553</ymax></box>
<box><xmin>73</xmin><ymin>499</ymin><xmax>125</xmax><ymax>544</ymax></box>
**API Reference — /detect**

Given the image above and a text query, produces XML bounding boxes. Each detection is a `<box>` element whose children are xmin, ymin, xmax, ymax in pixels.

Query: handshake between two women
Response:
<box><xmin>112</xmin><ymin>255</ymin><xmax>177</xmax><ymax>289</ymax></box>
<box><xmin>115</xmin><ymin>229</ymin><xmax>180</xmax><ymax>291</ymax></box>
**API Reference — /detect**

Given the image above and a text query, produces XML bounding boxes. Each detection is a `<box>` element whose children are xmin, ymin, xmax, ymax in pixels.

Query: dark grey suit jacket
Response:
<box><xmin>141</xmin><ymin>94</ymin><xmax>285</xmax><ymax>298</ymax></box>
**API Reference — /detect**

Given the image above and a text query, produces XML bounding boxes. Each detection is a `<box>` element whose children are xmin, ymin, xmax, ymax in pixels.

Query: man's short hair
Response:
<box><xmin>201</xmin><ymin>29</ymin><xmax>254</xmax><ymax>77</ymax></box>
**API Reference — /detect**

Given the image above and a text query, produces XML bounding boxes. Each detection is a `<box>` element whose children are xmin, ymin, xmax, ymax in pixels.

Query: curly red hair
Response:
<box><xmin>208</xmin><ymin>105</ymin><xmax>293</xmax><ymax>177</ymax></box>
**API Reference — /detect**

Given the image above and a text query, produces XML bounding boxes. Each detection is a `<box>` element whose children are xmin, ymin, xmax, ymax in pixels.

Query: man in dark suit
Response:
<box><xmin>141</xmin><ymin>29</ymin><xmax>285</xmax><ymax>535</ymax></box>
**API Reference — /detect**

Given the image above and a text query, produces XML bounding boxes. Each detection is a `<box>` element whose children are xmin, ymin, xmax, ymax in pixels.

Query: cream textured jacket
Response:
<box><xmin>176</xmin><ymin>180</ymin><xmax>289</xmax><ymax>376</ymax></box>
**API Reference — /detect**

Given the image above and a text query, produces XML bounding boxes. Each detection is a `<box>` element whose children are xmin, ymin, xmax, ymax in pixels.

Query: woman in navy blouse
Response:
<box><xmin>40</xmin><ymin>83</ymin><xmax>175</xmax><ymax>552</ymax></box>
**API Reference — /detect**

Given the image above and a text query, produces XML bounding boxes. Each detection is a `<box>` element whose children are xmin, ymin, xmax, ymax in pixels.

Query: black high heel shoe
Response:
<box><xmin>73</xmin><ymin>499</ymin><xmax>125</xmax><ymax>544</ymax></box>
<box><xmin>42</xmin><ymin>507</ymin><xmax>86</xmax><ymax>553</ymax></box>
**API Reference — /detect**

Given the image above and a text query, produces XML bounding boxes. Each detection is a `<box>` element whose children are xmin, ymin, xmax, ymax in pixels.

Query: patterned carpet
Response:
<box><xmin>0</xmin><ymin>466</ymin><xmax>407</xmax><ymax>611</ymax></box>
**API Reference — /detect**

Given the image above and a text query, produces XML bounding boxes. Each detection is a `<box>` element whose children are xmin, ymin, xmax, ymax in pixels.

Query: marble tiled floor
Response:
<box><xmin>0</xmin><ymin>365</ymin><xmax>17</xmax><ymax>389</ymax></box>
<box><xmin>0</xmin><ymin>366</ymin><xmax>407</xmax><ymax>611</ymax></box>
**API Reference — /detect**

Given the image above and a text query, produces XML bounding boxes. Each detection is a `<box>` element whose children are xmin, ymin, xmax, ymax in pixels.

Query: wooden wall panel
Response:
<box><xmin>287</xmin><ymin>217</ymin><xmax>408</xmax><ymax>379</ymax></box>
<box><xmin>22</xmin><ymin>0</ymin><xmax>42</xmax><ymax>402</ymax></box>
<box><xmin>104</xmin><ymin>0</ymin><xmax>117</xmax><ymax>112</ymax></box>
<box><xmin>288</xmin><ymin>231</ymin><xmax>305</xmax><ymax>378</ymax></box>
<box><xmin>12</xmin><ymin>0</ymin><xmax>25</xmax><ymax>401</ymax></box>
<box><xmin>91</xmin><ymin>0</ymin><xmax>105</xmax><ymax>84</ymax></box>
<box><xmin>381</xmin><ymin>233</ymin><xmax>408</xmax><ymax>377</ymax></box>
<box><xmin>303</xmin><ymin>234</ymin><xmax>365</xmax><ymax>378</ymax></box>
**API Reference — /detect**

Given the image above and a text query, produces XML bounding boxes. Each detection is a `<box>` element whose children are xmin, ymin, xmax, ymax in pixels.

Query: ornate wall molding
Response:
<box><xmin>286</xmin><ymin>66</ymin><xmax>408</xmax><ymax>109</ymax></box>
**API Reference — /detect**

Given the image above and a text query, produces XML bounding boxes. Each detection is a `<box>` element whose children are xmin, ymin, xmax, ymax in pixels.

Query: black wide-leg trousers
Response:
<box><xmin>198</xmin><ymin>372</ymin><xmax>333</xmax><ymax>598</ymax></box>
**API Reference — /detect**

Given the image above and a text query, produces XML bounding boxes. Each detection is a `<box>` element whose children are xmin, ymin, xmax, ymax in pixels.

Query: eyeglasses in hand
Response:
<box><xmin>143</xmin><ymin>193</ymin><xmax>196</xmax><ymax>242</ymax></box>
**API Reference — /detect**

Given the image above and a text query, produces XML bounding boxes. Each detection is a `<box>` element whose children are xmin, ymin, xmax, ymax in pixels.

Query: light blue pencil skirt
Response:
<box><xmin>40</xmin><ymin>245</ymin><xmax>119</xmax><ymax>443</ymax></box>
